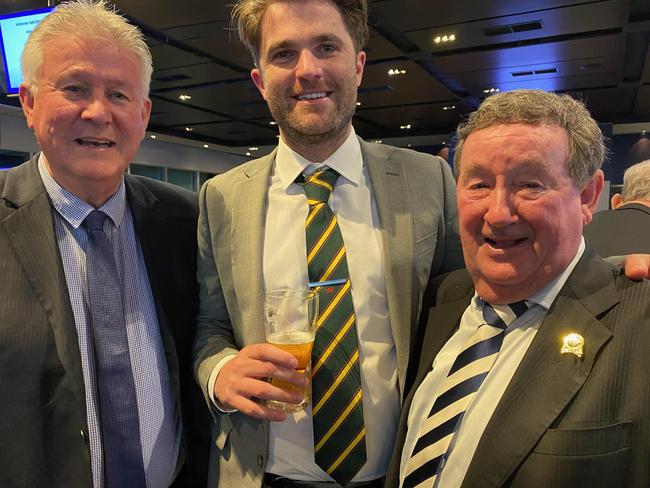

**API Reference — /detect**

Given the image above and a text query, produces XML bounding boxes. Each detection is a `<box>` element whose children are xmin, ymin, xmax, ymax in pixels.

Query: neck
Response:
<box><xmin>280</xmin><ymin>125</ymin><xmax>351</xmax><ymax>164</ymax></box>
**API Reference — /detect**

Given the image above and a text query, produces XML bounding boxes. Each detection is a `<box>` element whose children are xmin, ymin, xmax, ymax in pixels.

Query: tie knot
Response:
<box><xmin>482</xmin><ymin>300</ymin><xmax>528</xmax><ymax>329</ymax></box>
<box><xmin>301</xmin><ymin>167</ymin><xmax>339</xmax><ymax>203</ymax></box>
<box><xmin>84</xmin><ymin>210</ymin><xmax>108</xmax><ymax>232</ymax></box>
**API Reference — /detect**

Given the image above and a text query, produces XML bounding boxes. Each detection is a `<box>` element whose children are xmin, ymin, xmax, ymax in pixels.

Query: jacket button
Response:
<box><xmin>257</xmin><ymin>455</ymin><xmax>264</xmax><ymax>467</ymax></box>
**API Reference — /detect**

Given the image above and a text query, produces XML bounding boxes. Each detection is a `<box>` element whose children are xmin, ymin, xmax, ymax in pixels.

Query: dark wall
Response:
<box><xmin>607</xmin><ymin>132</ymin><xmax>650</xmax><ymax>185</ymax></box>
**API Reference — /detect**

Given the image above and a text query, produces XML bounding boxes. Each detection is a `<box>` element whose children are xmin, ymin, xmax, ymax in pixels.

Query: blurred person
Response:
<box><xmin>584</xmin><ymin>159</ymin><xmax>650</xmax><ymax>255</ymax></box>
<box><xmin>387</xmin><ymin>90</ymin><xmax>650</xmax><ymax>488</ymax></box>
<box><xmin>0</xmin><ymin>1</ymin><xmax>208</xmax><ymax>486</ymax></box>
<box><xmin>192</xmin><ymin>0</ymin><xmax>463</xmax><ymax>487</ymax></box>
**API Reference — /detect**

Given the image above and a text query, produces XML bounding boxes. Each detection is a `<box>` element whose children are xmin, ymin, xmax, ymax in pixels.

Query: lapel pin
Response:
<box><xmin>561</xmin><ymin>333</ymin><xmax>584</xmax><ymax>358</ymax></box>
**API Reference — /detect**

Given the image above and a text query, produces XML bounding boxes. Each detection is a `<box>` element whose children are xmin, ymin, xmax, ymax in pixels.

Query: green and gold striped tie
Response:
<box><xmin>300</xmin><ymin>167</ymin><xmax>367</xmax><ymax>485</ymax></box>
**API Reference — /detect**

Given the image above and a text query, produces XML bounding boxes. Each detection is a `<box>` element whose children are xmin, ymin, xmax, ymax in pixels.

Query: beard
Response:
<box><xmin>266</xmin><ymin>75</ymin><xmax>359</xmax><ymax>147</ymax></box>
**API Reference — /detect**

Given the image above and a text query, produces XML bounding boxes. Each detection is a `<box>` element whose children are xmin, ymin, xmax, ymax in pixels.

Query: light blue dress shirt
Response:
<box><xmin>38</xmin><ymin>157</ymin><xmax>180</xmax><ymax>488</ymax></box>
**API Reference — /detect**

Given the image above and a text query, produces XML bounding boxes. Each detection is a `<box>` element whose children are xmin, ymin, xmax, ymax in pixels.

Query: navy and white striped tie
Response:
<box><xmin>403</xmin><ymin>300</ymin><xmax>529</xmax><ymax>488</ymax></box>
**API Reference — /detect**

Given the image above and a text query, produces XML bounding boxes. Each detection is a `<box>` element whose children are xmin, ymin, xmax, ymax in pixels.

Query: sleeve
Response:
<box><xmin>431</xmin><ymin>156</ymin><xmax>463</xmax><ymax>276</ymax></box>
<box><xmin>192</xmin><ymin>179</ymin><xmax>241</xmax><ymax>413</ymax></box>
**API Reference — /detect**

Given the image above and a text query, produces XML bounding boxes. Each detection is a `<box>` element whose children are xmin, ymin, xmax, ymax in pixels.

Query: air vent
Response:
<box><xmin>510</xmin><ymin>67</ymin><xmax>557</xmax><ymax>77</ymax></box>
<box><xmin>155</xmin><ymin>74</ymin><xmax>191</xmax><ymax>83</ymax></box>
<box><xmin>484</xmin><ymin>20</ymin><xmax>543</xmax><ymax>37</ymax></box>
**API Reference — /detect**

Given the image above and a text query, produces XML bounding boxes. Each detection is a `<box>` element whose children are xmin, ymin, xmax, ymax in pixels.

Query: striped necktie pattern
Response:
<box><xmin>402</xmin><ymin>300</ymin><xmax>529</xmax><ymax>488</ymax></box>
<box><xmin>301</xmin><ymin>167</ymin><xmax>367</xmax><ymax>485</ymax></box>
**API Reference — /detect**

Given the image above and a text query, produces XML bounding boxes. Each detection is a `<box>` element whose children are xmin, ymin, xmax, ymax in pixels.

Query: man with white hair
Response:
<box><xmin>0</xmin><ymin>1</ymin><xmax>208</xmax><ymax>486</ymax></box>
<box><xmin>584</xmin><ymin>159</ymin><xmax>650</xmax><ymax>255</ymax></box>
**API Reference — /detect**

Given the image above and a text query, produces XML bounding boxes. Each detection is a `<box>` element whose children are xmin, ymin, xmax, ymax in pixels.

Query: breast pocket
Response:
<box><xmin>510</xmin><ymin>422</ymin><xmax>632</xmax><ymax>487</ymax></box>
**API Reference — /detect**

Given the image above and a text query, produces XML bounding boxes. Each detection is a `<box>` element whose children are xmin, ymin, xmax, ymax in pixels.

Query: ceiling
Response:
<box><xmin>2</xmin><ymin>0</ymin><xmax>650</xmax><ymax>153</ymax></box>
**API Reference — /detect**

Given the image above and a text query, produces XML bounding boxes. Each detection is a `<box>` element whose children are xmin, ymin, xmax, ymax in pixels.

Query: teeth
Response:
<box><xmin>297</xmin><ymin>92</ymin><xmax>326</xmax><ymax>100</ymax></box>
<box><xmin>77</xmin><ymin>139</ymin><xmax>113</xmax><ymax>147</ymax></box>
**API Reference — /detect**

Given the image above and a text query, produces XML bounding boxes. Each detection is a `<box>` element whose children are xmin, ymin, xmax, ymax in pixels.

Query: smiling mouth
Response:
<box><xmin>294</xmin><ymin>92</ymin><xmax>329</xmax><ymax>101</ymax></box>
<box><xmin>485</xmin><ymin>237</ymin><xmax>528</xmax><ymax>249</ymax></box>
<box><xmin>75</xmin><ymin>138</ymin><xmax>115</xmax><ymax>148</ymax></box>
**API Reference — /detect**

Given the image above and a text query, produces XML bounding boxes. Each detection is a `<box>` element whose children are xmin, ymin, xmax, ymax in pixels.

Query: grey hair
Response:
<box><xmin>454</xmin><ymin>89</ymin><xmax>606</xmax><ymax>188</ymax></box>
<box><xmin>621</xmin><ymin>159</ymin><xmax>650</xmax><ymax>202</ymax></box>
<box><xmin>21</xmin><ymin>0</ymin><xmax>152</xmax><ymax>95</ymax></box>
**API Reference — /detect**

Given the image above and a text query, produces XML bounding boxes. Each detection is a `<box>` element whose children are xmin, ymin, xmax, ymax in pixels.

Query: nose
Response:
<box><xmin>81</xmin><ymin>95</ymin><xmax>111</xmax><ymax>124</ymax></box>
<box><xmin>484</xmin><ymin>188</ymin><xmax>517</xmax><ymax>228</ymax></box>
<box><xmin>295</xmin><ymin>49</ymin><xmax>323</xmax><ymax>82</ymax></box>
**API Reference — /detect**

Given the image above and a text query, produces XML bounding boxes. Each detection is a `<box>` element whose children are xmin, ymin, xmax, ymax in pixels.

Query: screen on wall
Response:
<box><xmin>0</xmin><ymin>7</ymin><xmax>53</xmax><ymax>94</ymax></box>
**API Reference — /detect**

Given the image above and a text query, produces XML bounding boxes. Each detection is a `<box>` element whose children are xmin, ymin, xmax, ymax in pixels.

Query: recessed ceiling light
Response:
<box><xmin>203</xmin><ymin>144</ymin><xmax>209</xmax><ymax>148</ymax></box>
<box><xmin>434</xmin><ymin>33</ymin><xmax>456</xmax><ymax>44</ymax></box>
<box><xmin>482</xmin><ymin>87</ymin><xmax>500</xmax><ymax>94</ymax></box>
<box><xmin>269</xmin><ymin>121</ymin><xmax>277</xmax><ymax>125</ymax></box>
<box><xmin>149</xmin><ymin>134</ymin><xmax>156</xmax><ymax>139</ymax></box>
<box><xmin>356</xmin><ymin>101</ymin><xmax>361</xmax><ymax>106</ymax></box>
<box><xmin>442</xmin><ymin>105</ymin><xmax>456</xmax><ymax>111</ymax></box>
<box><xmin>246</xmin><ymin>152</ymin><xmax>251</xmax><ymax>156</ymax></box>
<box><xmin>178</xmin><ymin>94</ymin><xmax>192</xmax><ymax>101</ymax></box>
<box><xmin>185</xmin><ymin>127</ymin><xmax>194</xmax><ymax>132</ymax></box>
<box><xmin>248</xmin><ymin>147</ymin><xmax>258</xmax><ymax>151</ymax></box>
<box><xmin>372</xmin><ymin>140</ymin><xmax>383</xmax><ymax>144</ymax></box>
<box><xmin>388</xmin><ymin>68</ymin><xmax>407</xmax><ymax>76</ymax></box>
<box><xmin>400</xmin><ymin>124</ymin><xmax>412</xmax><ymax>130</ymax></box>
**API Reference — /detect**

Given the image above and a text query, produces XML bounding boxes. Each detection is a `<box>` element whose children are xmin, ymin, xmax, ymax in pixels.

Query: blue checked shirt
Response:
<box><xmin>38</xmin><ymin>157</ymin><xmax>181</xmax><ymax>488</ymax></box>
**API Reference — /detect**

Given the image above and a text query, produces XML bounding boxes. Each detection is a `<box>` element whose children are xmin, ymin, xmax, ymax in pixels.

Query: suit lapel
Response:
<box><xmin>230</xmin><ymin>152</ymin><xmax>275</xmax><ymax>344</ymax></box>
<box><xmin>462</xmin><ymin>252</ymin><xmax>617</xmax><ymax>487</ymax></box>
<box><xmin>125</xmin><ymin>176</ymin><xmax>183</xmax><ymax>395</ymax></box>
<box><xmin>362</xmin><ymin>140</ymin><xmax>414</xmax><ymax>398</ymax></box>
<box><xmin>1</xmin><ymin>157</ymin><xmax>85</xmax><ymax>408</ymax></box>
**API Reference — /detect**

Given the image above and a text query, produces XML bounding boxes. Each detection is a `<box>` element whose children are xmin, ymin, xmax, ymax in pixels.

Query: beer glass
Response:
<box><xmin>264</xmin><ymin>289</ymin><xmax>318</xmax><ymax>412</ymax></box>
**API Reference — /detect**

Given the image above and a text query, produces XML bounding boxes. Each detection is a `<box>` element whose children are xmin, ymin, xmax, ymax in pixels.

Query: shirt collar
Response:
<box><xmin>472</xmin><ymin>237</ymin><xmax>586</xmax><ymax>312</ymax></box>
<box><xmin>38</xmin><ymin>153</ymin><xmax>126</xmax><ymax>229</ymax></box>
<box><xmin>275</xmin><ymin>127</ymin><xmax>363</xmax><ymax>190</ymax></box>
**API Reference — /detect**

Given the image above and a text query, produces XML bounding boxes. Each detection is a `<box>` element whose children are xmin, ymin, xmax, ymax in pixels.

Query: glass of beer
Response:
<box><xmin>264</xmin><ymin>289</ymin><xmax>318</xmax><ymax>412</ymax></box>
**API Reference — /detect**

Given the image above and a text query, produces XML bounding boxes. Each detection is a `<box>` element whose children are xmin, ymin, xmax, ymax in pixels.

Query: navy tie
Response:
<box><xmin>84</xmin><ymin>210</ymin><xmax>146</xmax><ymax>488</ymax></box>
<box><xmin>403</xmin><ymin>300</ymin><xmax>529</xmax><ymax>488</ymax></box>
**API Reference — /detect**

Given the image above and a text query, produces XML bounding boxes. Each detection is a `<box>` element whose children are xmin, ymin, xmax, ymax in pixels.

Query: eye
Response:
<box><xmin>62</xmin><ymin>85</ymin><xmax>83</xmax><ymax>94</ymax></box>
<box><xmin>320</xmin><ymin>43</ymin><xmax>336</xmax><ymax>53</ymax></box>
<box><xmin>272</xmin><ymin>50</ymin><xmax>294</xmax><ymax>62</ymax></box>
<box><xmin>109</xmin><ymin>90</ymin><xmax>130</xmax><ymax>101</ymax></box>
<box><xmin>521</xmin><ymin>182</ymin><xmax>543</xmax><ymax>190</ymax></box>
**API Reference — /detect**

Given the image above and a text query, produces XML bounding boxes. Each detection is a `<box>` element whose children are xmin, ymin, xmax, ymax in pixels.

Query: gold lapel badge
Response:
<box><xmin>561</xmin><ymin>333</ymin><xmax>584</xmax><ymax>358</ymax></box>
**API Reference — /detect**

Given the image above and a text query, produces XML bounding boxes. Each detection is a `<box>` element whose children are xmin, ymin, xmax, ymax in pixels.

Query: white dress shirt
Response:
<box><xmin>262</xmin><ymin>129</ymin><xmax>400</xmax><ymax>481</ymax></box>
<box><xmin>400</xmin><ymin>239</ymin><xmax>586</xmax><ymax>487</ymax></box>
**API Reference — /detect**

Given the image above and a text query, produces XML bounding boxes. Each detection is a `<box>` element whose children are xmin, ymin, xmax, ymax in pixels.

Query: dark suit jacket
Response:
<box><xmin>0</xmin><ymin>157</ymin><xmax>210</xmax><ymax>488</ymax></box>
<box><xmin>386</xmin><ymin>249</ymin><xmax>650</xmax><ymax>487</ymax></box>
<box><xmin>583</xmin><ymin>203</ymin><xmax>650</xmax><ymax>255</ymax></box>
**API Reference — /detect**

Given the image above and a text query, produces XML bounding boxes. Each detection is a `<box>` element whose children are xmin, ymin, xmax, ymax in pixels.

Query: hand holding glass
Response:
<box><xmin>264</xmin><ymin>289</ymin><xmax>318</xmax><ymax>412</ymax></box>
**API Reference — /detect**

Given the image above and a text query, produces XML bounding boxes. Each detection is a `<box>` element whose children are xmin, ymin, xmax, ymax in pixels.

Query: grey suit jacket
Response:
<box><xmin>386</xmin><ymin>248</ymin><xmax>650</xmax><ymax>488</ymax></box>
<box><xmin>193</xmin><ymin>139</ymin><xmax>463</xmax><ymax>487</ymax></box>
<box><xmin>0</xmin><ymin>156</ymin><xmax>209</xmax><ymax>487</ymax></box>
<box><xmin>583</xmin><ymin>203</ymin><xmax>650</xmax><ymax>256</ymax></box>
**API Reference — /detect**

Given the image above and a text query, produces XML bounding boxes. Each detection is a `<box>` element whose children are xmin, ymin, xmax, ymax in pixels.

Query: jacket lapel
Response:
<box><xmin>462</xmin><ymin>252</ymin><xmax>617</xmax><ymax>487</ymax></box>
<box><xmin>230</xmin><ymin>152</ymin><xmax>275</xmax><ymax>344</ymax></box>
<box><xmin>362</xmin><ymin>140</ymin><xmax>415</xmax><ymax>399</ymax></box>
<box><xmin>1</xmin><ymin>157</ymin><xmax>85</xmax><ymax>408</ymax></box>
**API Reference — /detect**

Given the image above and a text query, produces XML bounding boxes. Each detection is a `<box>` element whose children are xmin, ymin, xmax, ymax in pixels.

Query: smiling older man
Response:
<box><xmin>387</xmin><ymin>90</ymin><xmax>650</xmax><ymax>488</ymax></box>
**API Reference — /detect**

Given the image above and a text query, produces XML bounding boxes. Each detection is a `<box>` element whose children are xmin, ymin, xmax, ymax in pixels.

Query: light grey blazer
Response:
<box><xmin>193</xmin><ymin>139</ymin><xmax>463</xmax><ymax>488</ymax></box>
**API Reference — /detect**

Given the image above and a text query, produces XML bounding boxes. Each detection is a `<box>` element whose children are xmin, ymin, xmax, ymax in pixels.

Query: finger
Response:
<box><xmin>230</xmin><ymin>396</ymin><xmax>288</xmax><ymax>422</ymax></box>
<box><xmin>239</xmin><ymin>377</ymin><xmax>304</xmax><ymax>405</ymax></box>
<box><xmin>244</xmin><ymin>343</ymin><xmax>298</xmax><ymax>369</ymax></box>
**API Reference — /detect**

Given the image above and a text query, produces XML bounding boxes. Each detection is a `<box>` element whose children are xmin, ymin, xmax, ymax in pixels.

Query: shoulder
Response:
<box><xmin>125</xmin><ymin>174</ymin><xmax>198</xmax><ymax>217</ymax></box>
<box><xmin>362</xmin><ymin>139</ymin><xmax>448</xmax><ymax>167</ymax></box>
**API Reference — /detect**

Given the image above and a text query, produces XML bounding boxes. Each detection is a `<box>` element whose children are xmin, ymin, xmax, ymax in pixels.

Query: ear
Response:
<box><xmin>355</xmin><ymin>50</ymin><xmax>366</xmax><ymax>87</ymax></box>
<box><xmin>139</xmin><ymin>97</ymin><xmax>152</xmax><ymax>140</ymax></box>
<box><xmin>580</xmin><ymin>169</ymin><xmax>604</xmax><ymax>225</ymax></box>
<box><xmin>610</xmin><ymin>193</ymin><xmax>622</xmax><ymax>209</ymax></box>
<box><xmin>18</xmin><ymin>83</ymin><xmax>36</xmax><ymax>129</ymax></box>
<box><xmin>251</xmin><ymin>67</ymin><xmax>267</xmax><ymax>101</ymax></box>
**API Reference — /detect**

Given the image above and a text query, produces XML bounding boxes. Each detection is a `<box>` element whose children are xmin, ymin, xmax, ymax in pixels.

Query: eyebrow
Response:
<box><xmin>266</xmin><ymin>34</ymin><xmax>345</xmax><ymax>53</ymax></box>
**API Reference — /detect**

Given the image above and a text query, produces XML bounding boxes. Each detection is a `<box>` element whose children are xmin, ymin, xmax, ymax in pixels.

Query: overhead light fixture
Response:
<box><xmin>246</xmin><ymin>152</ymin><xmax>251</xmax><ymax>156</ymax></box>
<box><xmin>248</xmin><ymin>147</ymin><xmax>259</xmax><ymax>151</ymax></box>
<box><xmin>388</xmin><ymin>68</ymin><xmax>407</xmax><ymax>76</ymax></box>
<box><xmin>442</xmin><ymin>105</ymin><xmax>456</xmax><ymax>111</ymax></box>
<box><xmin>149</xmin><ymin>134</ymin><xmax>156</xmax><ymax>139</ymax></box>
<box><xmin>400</xmin><ymin>124</ymin><xmax>412</xmax><ymax>130</ymax></box>
<box><xmin>178</xmin><ymin>94</ymin><xmax>192</xmax><ymax>101</ymax></box>
<box><xmin>269</xmin><ymin>121</ymin><xmax>277</xmax><ymax>125</ymax></box>
<box><xmin>356</xmin><ymin>101</ymin><xmax>361</xmax><ymax>106</ymax></box>
<box><xmin>372</xmin><ymin>140</ymin><xmax>383</xmax><ymax>144</ymax></box>
<box><xmin>185</xmin><ymin>126</ymin><xmax>194</xmax><ymax>132</ymax></box>
<box><xmin>434</xmin><ymin>33</ymin><xmax>456</xmax><ymax>44</ymax></box>
<box><xmin>482</xmin><ymin>87</ymin><xmax>500</xmax><ymax>94</ymax></box>
<box><xmin>203</xmin><ymin>144</ymin><xmax>209</xmax><ymax>148</ymax></box>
